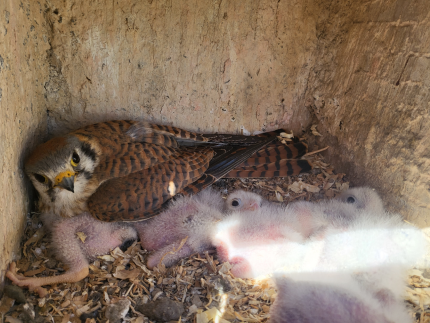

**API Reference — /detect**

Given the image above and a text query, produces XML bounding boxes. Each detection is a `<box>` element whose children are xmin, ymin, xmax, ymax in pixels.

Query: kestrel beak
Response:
<box><xmin>54</xmin><ymin>171</ymin><xmax>76</xmax><ymax>193</ymax></box>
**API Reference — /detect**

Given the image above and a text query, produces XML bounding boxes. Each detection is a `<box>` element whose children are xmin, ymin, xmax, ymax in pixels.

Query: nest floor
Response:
<box><xmin>1</xmin><ymin>149</ymin><xmax>429</xmax><ymax>323</ymax></box>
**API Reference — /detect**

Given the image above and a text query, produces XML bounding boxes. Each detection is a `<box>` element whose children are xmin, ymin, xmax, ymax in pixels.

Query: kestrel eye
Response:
<box><xmin>71</xmin><ymin>152</ymin><xmax>80</xmax><ymax>166</ymax></box>
<box><xmin>34</xmin><ymin>173</ymin><xmax>48</xmax><ymax>184</ymax></box>
<box><xmin>231</xmin><ymin>198</ymin><xmax>241</xmax><ymax>207</ymax></box>
<box><xmin>346</xmin><ymin>196</ymin><xmax>356</xmax><ymax>204</ymax></box>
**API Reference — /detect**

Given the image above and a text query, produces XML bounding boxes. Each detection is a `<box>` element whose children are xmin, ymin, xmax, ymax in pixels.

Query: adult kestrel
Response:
<box><xmin>24</xmin><ymin>120</ymin><xmax>312</xmax><ymax>221</ymax></box>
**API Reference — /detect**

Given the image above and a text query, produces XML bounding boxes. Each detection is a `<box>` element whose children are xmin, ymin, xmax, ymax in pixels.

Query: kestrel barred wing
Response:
<box><xmin>224</xmin><ymin>141</ymin><xmax>312</xmax><ymax>177</ymax></box>
<box><xmin>88</xmin><ymin>147</ymin><xmax>214</xmax><ymax>221</ymax></box>
<box><xmin>24</xmin><ymin>120</ymin><xmax>312</xmax><ymax>222</ymax></box>
<box><xmin>89</xmin><ymin>136</ymin><xmax>277</xmax><ymax>221</ymax></box>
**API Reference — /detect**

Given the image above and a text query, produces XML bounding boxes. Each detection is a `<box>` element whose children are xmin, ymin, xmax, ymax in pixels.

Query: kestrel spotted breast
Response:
<box><xmin>24</xmin><ymin>120</ymin><xmax>312</xmax><ymax>222</ymax></box>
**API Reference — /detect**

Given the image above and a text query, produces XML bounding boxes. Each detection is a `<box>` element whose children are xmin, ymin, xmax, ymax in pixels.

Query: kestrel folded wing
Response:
<box><xmin>181</xmin><ymin>135</ymin><xmax>278</xmax><ymax>195</ymax></box>
<box><xmin>75</xmin><ymin>120</ymin><xmax>276</xmax><ymax>183</ymax></box>
<box><xmin>88</xmin><ymin>136</ymin><xmax>277</xmax><ymax>221</ymax></box>
<box><xmin>88</xmin><ymin>147</ymin><xmax>214</xmax><ymax>221</ymax></box>
<box><xmin>224</xmin><ymin>141</ymin><xmax>312</xmax><ymax>177</ymax></box>
<box><xmin>74</xmin><ymin>121</ymin><xmax>198</xmax><ymax>182</ymax></box>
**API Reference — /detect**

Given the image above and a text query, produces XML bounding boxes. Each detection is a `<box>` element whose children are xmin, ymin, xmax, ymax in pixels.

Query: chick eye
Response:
<box><xmin>231</xmin><ymin>198</ymin><xmax>241</xmax><ymax>207</ymax></box>
<box><xmin>346</xmin><ymin>196</ymin><xmax>356</xmax><ymax>204</ymax></box>
<box><xmin>34</xmin><ymin>173</ymin><xmax>48</xmax><ymax>184</ymax></box>
<box><xmin>71</xmin><ymin>152</ymin><xmax>80</xmax><ymax>166</ymax></box>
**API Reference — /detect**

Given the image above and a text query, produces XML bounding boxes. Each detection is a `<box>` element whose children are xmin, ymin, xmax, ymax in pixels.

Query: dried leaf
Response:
<box><xmin>98</xmin><ymin>254</ymin><xmax>115</xmax><ymax>262</ymax></box>
<box><xmin>24</xmin><ymin>265</ymin><xmax>46</xmax><ymax>276</ymax></box>
<box><xmin>195</xmin><ymin>311</ymin><xmax>209</xmax><ymax>323</ymax></box>
<box><xmin>288</xmin><ymin>181</ymin><xmax>320</xmax><ymax>193</ymax></box>
<box><xmin>11</xmin><ymin>152</ymin><xmax>424</xmax><ymax>322</ymax></box>
<box><xmin>323</xmin><ymin>181</ymin><xmax>334</xmax><ymax>190</ymax></box>
<box><xmin>188</xmin><ymin>304</ymin><xmax>198</xmax><ymax>314</ymax></box>
<box><xmin>0</xmin><ymin>296</ymin><xmax>15</xmax><ymax>316</ymax></box>
<box><xmin>113</xmin><ymin>267</ymin><xmax>141</xmax><ymax>280</ymax></box>
<box><xmin>130</xmin><ymin>317</ymin><xmax>145</xmax><ymax>323</ymax></box>
<box><xmin>262</xmin><ymin>305</ymin><xmax>270</xmax><ymax>313</ymax></box>
<box><xmin>23</xmin><ymin>228</ymin><xmax>45</xmax><ymax>257</ymax></box>
<box><xmin>219</xmin><ymin>262</ymin><xmax>232</xmax><ymax>275</ymax></box>
<box><xmin>311</xmin><ymin>124</ymin><xmax>322</xmax><ymax>136</ymax></box>
<box><xmin>204</xmin><ymin>307</ymin><xmax>222</xmax><ymax>320</ymax></box>
<box><xmin>5</xmin><ymin>317</ymin><xmax>22</xmax><ymax>323</ymax></box>
<box><xmin>325</xmin><ymin>190</ymin><xmax>335</xmax><ymax>198</ymax></box>
<box><xmin>279</xmin><ymin>131</ymin><xmax>294</xmax><ymax>139</ymax></box>
<box><xmin>61</xmin><ymin>314</ymin><xmax>72</xmax><ymax>323</ymax></box>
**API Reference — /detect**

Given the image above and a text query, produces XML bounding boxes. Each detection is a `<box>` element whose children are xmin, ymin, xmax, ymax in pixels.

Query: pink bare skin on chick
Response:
<box><xmin>134</xmin><ymin>188</ymin><xmax>225</xmax><ymax>268</ymax></box>
<box><xmin>7</xmin><ymin>212</ymin><xmax>137</xmax><ymax>297</ymax></box>
<box><xmin>270</xmin><ymin>275</ymin><xmax>411</xmax><ymax>323</ymax></box>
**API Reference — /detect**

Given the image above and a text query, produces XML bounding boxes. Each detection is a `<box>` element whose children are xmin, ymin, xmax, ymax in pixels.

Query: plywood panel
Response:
<box><xmin>305</xmin><ymin>0</ymin><xmax>430</xmax><ymax>226</ymax></box>
<box><xmin>44</xmin><ymin>0</ymin><xmax>318</xmax><ymax>135</ymax></box>
<box><xmin>0</xmin><ymin>0</ymin><xmax>50</xmax><ymax>288</ymax></box>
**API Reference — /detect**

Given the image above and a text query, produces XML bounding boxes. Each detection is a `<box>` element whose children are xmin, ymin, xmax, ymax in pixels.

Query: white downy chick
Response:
<box><xmin>336</xmin><ymin>187</ymin><xmax>385</xmax><ymax>214</ymax></box>
<box><xmin>224</xmin><ymin>190</ymin><xmax>264</xmax><ymax>213</ymax></box>
<box><xmin>215</xmin><ymin>188</ymin><xmax>424</xmax><ymax>323</ymax></box>
<box><xmin>270</xmin><ymin>274</ymin><xmax>412</xmax><ymax>323</ymax></box>
<box><xmin>214</xmin><ymin>190</ymin><xmax>306</xmax><ymax>278</ymax></box>
<box><xmin>212</xmin><ymin>188</ymin><xmax>427</xmax><ymax>279</ymax></box>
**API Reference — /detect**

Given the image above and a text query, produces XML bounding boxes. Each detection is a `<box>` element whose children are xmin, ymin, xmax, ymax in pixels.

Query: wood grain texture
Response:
<box><xmin>0</xmin><ymin>0</ymin><xmax>50</xmax><ymax>289</ymax></box>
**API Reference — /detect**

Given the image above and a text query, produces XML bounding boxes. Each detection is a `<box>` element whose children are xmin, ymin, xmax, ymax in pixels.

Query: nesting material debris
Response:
<box><xmin>2</xmin><ymin>150</ymin><xmax>426</xmax><ymax>322</ymax></box>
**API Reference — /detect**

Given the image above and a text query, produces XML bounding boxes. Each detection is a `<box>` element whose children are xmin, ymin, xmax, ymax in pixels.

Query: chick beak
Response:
<box><xmin>245</xmin><ymin>202</ymin><xmax>260</xmax><ymax>211</ymax></box>
<box><xmin>54</xmin><ymin>171</ymin><xmax>75</xmax><ymax>193</ymax></box>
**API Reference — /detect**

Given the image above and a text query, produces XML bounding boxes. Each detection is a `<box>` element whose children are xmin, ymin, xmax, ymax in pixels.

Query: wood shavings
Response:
<box><xmin>4</xmin><ymin>142</ymin><xmax>425</xmax><ymax>322</ymax></box>
<box><xmin>98</xmin><ymin>254</ymin><xmax>115</xmax><ymax>262</ymax></box>
<box><xmin>409</xmin><ymin>269</ymin><xmax>430</xmax><ymax>288</ymax></box>
<box><xmin>311</xmin><ymin>124</ymin><xmax>322</xmax><ymax>136</ymax></box>
<box><xmin>159</xmin><ymin>236</ymin><xmax>189</xmax><ymax>267</ymax></box>
<box><xmin>288</xmin><ymin>180</ymin><xmax>320</xmax><ymax>193</ymax></box>
<box><xmin>303</xmin><ymin>146</ymin><xmax>329</xmax><ymax>156</ymax></box>
<box><xmin>0</xmin><ymin>296</ymin><xmax>15</xmax><ymax>318</ymax></box>
<box><xmin>277</xmin><ymin>131</ymin><xmax>294</xmax><ymax>144</ymax></box>
<box><xmin>4</xmin><ymin>317</ymin><xmax>22</xmax><ymax>323</ymax></box>
<box><xmin>113</xmin><ymin>267</ymin><xmax>141</xmax><ymax>280</ymax></box>
<box><xmin>22</xmin><ymin>227</ymin><xmax>45</xmax><ymax>257</ymax></box>
<box><xmin>197</xmin><ymin>307</ymin><xmax>222</xmax><ymax>322</ymax></box>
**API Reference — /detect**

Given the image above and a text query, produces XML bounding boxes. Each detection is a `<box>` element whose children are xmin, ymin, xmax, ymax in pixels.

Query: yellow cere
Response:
<box><xmin>55</xmin><ymin>171</ymin><xmax>75</xmax><ymax>185</ymax></box>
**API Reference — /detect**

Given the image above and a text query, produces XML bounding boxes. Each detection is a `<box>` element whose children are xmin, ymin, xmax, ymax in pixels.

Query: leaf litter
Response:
<box><xmin>2</xmin><ymin>128</ymin><xmax>428</xmax><ymax>322</ymax></box>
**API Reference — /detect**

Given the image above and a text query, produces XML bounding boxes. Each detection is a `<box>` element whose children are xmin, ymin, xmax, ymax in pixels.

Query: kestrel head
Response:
<box><xmin>25</xmin><ymin>134</ymin><xmax>99</xmax><ymax>217</ymax></box>
<box><xmin>336</xmin><ymin>187</ymin><xmax>384</xmax><ymax>214</ymax></box>
<box><xmin>225</xmin><ymin>190</ymin><xmax>263</xmax><ymax>213</ymax></box>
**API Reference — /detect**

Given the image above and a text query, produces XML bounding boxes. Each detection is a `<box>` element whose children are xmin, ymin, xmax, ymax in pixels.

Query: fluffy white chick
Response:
<box><xmin>270</xmin><ymin>274</ymin><xmax>411</xmax><ymax>323</ymax></box>
<box><xmin>213</xmin><ymin>190</ymin><xmax>306</xmax><ymax>278</ymax></box>
<box><xmin>224</xmin><ymin>190</ymin><xmax>264</xmax><ymax>212</ymax></box>
<box><xmin>212</xmin><ymin>188</ymin><xmax>427</xmax><ymax>279</ymax></box>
